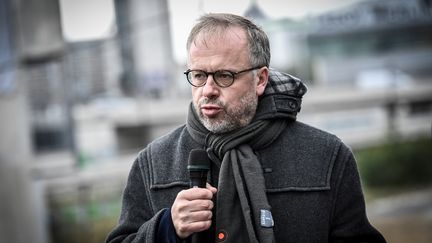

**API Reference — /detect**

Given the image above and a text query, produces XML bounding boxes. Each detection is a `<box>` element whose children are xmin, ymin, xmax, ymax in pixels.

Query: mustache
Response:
<box><xmin>199</xmin><ymin>97</ymin><xmax>224</xmax><ymax>107</ymax></box>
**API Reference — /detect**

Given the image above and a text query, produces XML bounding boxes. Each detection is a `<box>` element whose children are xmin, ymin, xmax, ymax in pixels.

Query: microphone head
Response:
<box><xmin>187</xmin><ymin>149</ymin><xmax>210</xmax><ymax>172</ymax></box>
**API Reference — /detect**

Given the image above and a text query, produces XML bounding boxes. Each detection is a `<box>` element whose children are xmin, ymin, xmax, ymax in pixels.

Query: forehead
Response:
<box><xmin>191</xmin><ymin>26</ymin><xmax>248</xmax><ymax>52</ymax></box>
<box><xmin>188</xmin><ymin>26</ymin><xmax>250</xmax><ymax>68</ymax></box>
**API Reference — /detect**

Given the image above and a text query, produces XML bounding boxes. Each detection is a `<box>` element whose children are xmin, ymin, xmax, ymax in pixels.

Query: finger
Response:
<box><xmin>171</xmin><ymin>196</ymin><xmax>213</xmax><ymax>221</ymax></box>
<box><xmin>178</xmin><ymin>188</ymin><xmax>214</xmax><ymax>200</ymax></box>
<box><xmin>188</xmin><ymin>199</ymin><xmax>214</xmax><ymax>212</ymax></box>
<box><xmin>206</xmin><ymin>183</ymin><xmax>218</xmax><ymax>194</ymax></box>
<box><xmin>172</xmin><ymin>210</ymin><xmax>213</xmax><ymax>239</ymax></box>
<box><xmin>188</xmin><ymin>219</ymin><xmax>212</xmax><ymax>232</ymax></box>
<box><xmin>184</xmin><ymin>209</ymin><xmax>213</xmax><ymax>222</ymax></box>
<box><xmin>175</xmin><ymin>219</ymin><xmax>212</xmax><ymax>239</ymax></box>
<box><xmin>174</xmin><ymin>210</ymin><xmax>212</xmax><ymax>226</ymax></box>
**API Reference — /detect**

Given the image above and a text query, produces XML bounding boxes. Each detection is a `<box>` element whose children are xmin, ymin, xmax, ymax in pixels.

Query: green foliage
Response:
<box><xmin>355</xmin><ymin>138</ymin><xmax>432</xmax><ymax>188</ymax></box>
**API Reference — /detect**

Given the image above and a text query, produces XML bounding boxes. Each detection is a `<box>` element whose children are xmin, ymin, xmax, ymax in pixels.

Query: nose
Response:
<box><xmin>201</xmin><ymin>74</ymin><xmax>220</xmax><ymax>98</ymax></box>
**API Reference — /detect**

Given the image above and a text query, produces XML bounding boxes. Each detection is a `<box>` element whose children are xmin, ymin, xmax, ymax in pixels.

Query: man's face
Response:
<box><xmin>188</xmin><ymin>27</ymin><xmax>268</xmax><ymax>133</ymax></box>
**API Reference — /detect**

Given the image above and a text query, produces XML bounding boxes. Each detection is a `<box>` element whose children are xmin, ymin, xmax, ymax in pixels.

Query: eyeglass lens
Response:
<box><xmin>187</xmin><ymin>70</ymin><xmax>234</xmax><ymax>87</ymax></box>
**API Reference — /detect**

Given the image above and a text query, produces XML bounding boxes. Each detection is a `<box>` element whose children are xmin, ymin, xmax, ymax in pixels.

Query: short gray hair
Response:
<box><xmin>186</xmin><ymin>13</ymin><xmax>270</xmax><ymax>68</ymax></box>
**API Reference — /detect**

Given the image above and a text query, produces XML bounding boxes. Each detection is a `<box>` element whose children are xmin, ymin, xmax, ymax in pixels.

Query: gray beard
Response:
<box><xmin>195</xmin><ymin>92</ymin><xmax>258</xmax><ymax>134</ymax></box>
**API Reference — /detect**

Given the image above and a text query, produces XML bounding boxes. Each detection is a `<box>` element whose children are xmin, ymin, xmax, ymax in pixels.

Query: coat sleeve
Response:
<box><xmin>105</xmin><ymin>150</ymin><xmax>163</xmax><ymax>243</ymax></box>
<box><xmin>329</xmin><ymin>144</ymin><xmax>386</xmax><ymax>243</ymax></box>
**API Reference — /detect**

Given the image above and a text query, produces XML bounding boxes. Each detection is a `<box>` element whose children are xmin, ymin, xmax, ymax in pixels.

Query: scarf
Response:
<box><xmin>186</xmin><ymin>69</ymin><xmax>307</xmax><ymax>243</ymax></box>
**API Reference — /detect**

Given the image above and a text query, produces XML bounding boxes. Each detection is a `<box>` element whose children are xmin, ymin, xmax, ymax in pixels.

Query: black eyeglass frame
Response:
<box><xmin>184</xmin><ymin>66</ymin><xmax>263</xmax><ymax>88</ymax></box>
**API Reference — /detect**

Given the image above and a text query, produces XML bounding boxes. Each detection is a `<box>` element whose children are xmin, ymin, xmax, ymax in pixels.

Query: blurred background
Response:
<box><xmin>1</xmin><ymin>0</ymin><xmax>431</xmax><ymax>242</ymax></box>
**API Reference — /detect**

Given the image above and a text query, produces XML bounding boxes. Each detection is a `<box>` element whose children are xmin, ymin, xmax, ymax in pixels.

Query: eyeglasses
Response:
<box><xmin>184</xmin><ymin>66</ymin><xmax>262</xmax><ymax>88</ymax></box>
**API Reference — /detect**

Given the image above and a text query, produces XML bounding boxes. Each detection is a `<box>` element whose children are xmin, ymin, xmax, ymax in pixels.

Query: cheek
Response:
<box><xmin>191</xmin><ymin>88</ymin><xmax>202</xmax><ymax>104</ymax></box>
<box><xmin>191</xmin><ymin>87</ymin><xmax>199</xmax><ymax>98</ymax></box>
<box><xmin>224</xmin><ymin>88</ymin><xmax>247</xmax><ymax>105</ymax></box>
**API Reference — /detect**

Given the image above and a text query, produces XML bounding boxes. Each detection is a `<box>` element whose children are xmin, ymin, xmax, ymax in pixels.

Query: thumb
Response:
<box><xmin>206</xmin><ymin>183</ymin><xmax>217</xmax><ymax>194</ymax></box>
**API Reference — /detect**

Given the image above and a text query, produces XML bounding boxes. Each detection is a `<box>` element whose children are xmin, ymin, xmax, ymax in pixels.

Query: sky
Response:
<box><xmin>59</xmin><ymin>0</ymin><xmax>365</xmax><ymax>63</ymax></box>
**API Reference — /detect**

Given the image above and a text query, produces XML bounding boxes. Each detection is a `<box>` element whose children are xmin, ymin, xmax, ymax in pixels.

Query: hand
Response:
<box><xmin>171</xmin><ymin>183</ymin><xmax>217</xmax><ymax>239</ymax></box>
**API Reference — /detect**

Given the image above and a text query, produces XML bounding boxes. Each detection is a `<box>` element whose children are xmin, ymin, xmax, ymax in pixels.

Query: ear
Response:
<box><xmin>256</xmin><ymin>67</ymin><xmax>269</xmax><ymax>96</ymax></box>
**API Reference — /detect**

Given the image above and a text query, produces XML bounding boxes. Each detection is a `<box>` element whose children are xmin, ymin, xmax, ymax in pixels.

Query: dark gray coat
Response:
<box><xmin>106</xmin><ymin>120</ymin><xmax>385</xmax><ymax>243</ymax></box>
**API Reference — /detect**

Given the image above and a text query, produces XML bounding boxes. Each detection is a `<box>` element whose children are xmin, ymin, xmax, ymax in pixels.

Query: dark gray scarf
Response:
<box><xmin>186</xmin><ymin>70</ymin><xmax>307</xmax><ymax>243</ymax></box>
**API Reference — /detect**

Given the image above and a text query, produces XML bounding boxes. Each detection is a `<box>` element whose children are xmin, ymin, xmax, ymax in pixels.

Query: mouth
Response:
<box><xmin>200</xmin><ymin>104</ymin><xmax>223</xmax><ymax>117</ymax></box>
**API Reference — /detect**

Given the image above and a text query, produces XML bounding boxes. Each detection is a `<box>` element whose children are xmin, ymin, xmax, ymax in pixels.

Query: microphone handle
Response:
<box><xmin>191</xmin><ymin>225</ymin><xmax>210</xmax><ymax>243</ymax></box>
<box><xmin>189</xmin><ymin>171</ymin><xmax>208</xmax><ymax>188</ymax></box>
<box><xmin>191</xmin><ymin>232</ymin><xmax>207</xmax><ymax>243</ymax></box>
<box><xmin>189</xmin><ymin>171</ymin><xmax>209</xmax><ymax>242</ymax></box>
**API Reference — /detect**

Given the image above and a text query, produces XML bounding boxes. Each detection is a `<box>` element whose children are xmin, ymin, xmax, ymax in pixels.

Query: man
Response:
<box><xmin>106</xmin><ymin>13</ymin><xmax>386</xmax><ymax>243</ymax></box>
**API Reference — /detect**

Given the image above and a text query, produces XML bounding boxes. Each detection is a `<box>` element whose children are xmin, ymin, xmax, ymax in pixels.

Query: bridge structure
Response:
<box><xmin>70</xmin><ymin>82</ymin><xmax>432</xmax><ymax>159</ymax></box>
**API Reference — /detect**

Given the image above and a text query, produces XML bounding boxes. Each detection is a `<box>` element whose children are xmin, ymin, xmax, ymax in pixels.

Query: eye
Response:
<box><xmin>216</xmin><ymin>71</ymin><xmax>233</xmax><ymax>80</ymax></box>
<box><xmin>192</xmin><ymin>71</ymin><xmax>206</xmax><ymax>80</ymax></box>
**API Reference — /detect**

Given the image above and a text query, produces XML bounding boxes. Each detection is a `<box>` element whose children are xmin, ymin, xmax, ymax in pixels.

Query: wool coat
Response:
<box><xmin>106</xmin><ymin>120</ymin><xmax>385</xmax><ymax>243</ymax></box>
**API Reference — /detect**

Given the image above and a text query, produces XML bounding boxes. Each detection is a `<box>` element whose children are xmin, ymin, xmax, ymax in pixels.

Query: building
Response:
<box><xmin>114</xmin><ymin>0</ymin><xmax>174</xmax><ymax>98</ymax></box>
<box><xmin>261</xmin><ymin>0</ymin><xmax>432</xmax><ymax>87</ymax></box>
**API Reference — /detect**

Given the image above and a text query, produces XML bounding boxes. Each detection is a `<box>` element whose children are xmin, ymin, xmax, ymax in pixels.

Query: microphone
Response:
<box><xmin>187</xmin><ymin>149</ymin><xmax>211</xmax><ymax>243</ymax></box>
<box><xmin>187</xmin><ymin>149</ymin><xmax>210</xmax><ymax>188</ymax></box>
